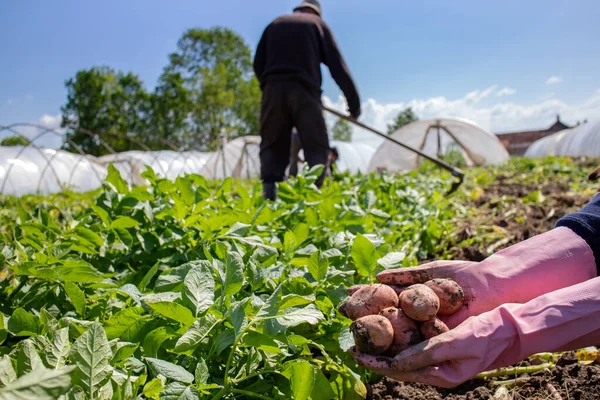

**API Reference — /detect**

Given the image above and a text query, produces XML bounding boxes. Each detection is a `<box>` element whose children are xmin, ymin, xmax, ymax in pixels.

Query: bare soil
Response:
<box><xmin>369</xmin><ymin>352</ymin><xmax>600</xmax><ymax>400</ymax></box>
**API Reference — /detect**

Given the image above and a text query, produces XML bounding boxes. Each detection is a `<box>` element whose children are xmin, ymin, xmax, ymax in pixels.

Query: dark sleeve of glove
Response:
<box><xmin>556</xmin><ymin>193</ymin><xmax>600</xmax><ymax>273</ymax></box>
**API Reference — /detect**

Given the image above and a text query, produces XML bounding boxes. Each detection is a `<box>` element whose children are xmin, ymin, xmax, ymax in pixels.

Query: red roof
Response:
<box><xmin>495</xmin><ymin>116</ymin><xmax>571</xmax><ymax>155</ymax></box>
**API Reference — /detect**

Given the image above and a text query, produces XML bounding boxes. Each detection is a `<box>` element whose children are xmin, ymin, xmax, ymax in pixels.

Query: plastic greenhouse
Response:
<box><xmin>96</xmin><ymin>150</ymin><xmax>213</xmax><ymax>185</ymax></box>
<box><xmin>367</xmin><ymin>118</ymin><xmax>510</xmax><ymax>173</ymax></box>
<box><xmin>525</xmin><ymin>121</ymin><xmax>600</xmax><ymax>158</ymax></box>
<box><xmin>0</xmin><ymin>146</ymin><xmax>107</xmax><ymax>196</ymax></box>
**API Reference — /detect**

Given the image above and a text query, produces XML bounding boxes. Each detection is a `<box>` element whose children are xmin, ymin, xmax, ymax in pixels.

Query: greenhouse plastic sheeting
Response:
<box><xmin>200</xmin><ymin>136</ymin><xmax>377</xmax><ymax>180</ymax></box>
<box><xmin>96</xmin><ymin>150</ymin><xmax>213</xmax><ymax>185</ymax></box>
<box><xmin>0</xmin><ymin>146</ymin><xmax>107</xmax><ymax>196</ymax></box>
<box><xmin>200</xmin><ymin>136</ymin><xmax>262</xmax><ymax>180</ymax></box>
<box><xmin>302</xmin><ymin>140</ymin><xmax>375</xmax><ymax>174</ymax></box>
<box><xmin>367</xmin><ymin>118</ymin><xmax>509</xmax><ymax>173</ymax></box>
<box><xmin>525</xmin><ymin>121</ymin><xmax>600</xmax><ymax>158</ymax></box>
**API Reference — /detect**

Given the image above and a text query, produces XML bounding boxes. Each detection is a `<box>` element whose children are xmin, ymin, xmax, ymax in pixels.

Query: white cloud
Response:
<box><xmin>324</xmin><ymin>87</ymin><xmax>600</xmax><ymax>148</ymax></box>
<box><xmin>545</xmin><ymin>76</ymin><xmax>562</xmax><ymax>85</ymax></box>
<box><xmin>497</xmin><ymin>87</ymin><xmax>517</xmax><ymax>97</ymax></box>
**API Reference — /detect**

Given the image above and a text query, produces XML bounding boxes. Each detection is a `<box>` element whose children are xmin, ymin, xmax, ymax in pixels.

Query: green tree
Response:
<box><xmin>164</xmin><ymin>27</ymin><xmax>261</xmax><ymax>151</ymax></box>
<box><xmin>146</xmin><ymin>71</ymin><xmax>193</xmax><ymax>149</ymax></box>
<box><xmin>1</xmin><ymin>136</ymin><xmax>30</xmax><ymax>147</ymax></box>
<box><xmin>61</xmin><ymin>66</ymin><xmax>150</xmax><ymax>156</ymax></box>
<box><xmin>331</xmin><ymin>119</ymin><xmax>352</xmax><ymax>142</ymax></box>
<box><xmin>387</xmin><ymin>107</ymin><xmax>419</xmax><ymax>134</ymax></box>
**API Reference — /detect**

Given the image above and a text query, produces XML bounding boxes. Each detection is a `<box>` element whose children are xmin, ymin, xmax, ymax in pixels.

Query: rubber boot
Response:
<box><xmin>263</xmin><ymin>182</ymin><xmax>277</xmax><ymax>201</ymax></box>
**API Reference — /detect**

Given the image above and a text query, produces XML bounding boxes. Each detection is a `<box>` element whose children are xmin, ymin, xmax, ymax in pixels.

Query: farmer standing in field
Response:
<box><xmin>253</xmin><ymin>0</ymin><xmax>361</xmax><ymax>200</ymax></box>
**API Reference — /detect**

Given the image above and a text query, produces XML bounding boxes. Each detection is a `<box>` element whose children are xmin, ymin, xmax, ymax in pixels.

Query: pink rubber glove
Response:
<box><xmin>351</xmin><ymin>275</ymin><xmax>600</xmax><ymax>388</ymax></box>
<box><xmin>377</xmin><ymin>227</ymin><xmax>597</xmax><ymax>328</ymax></box>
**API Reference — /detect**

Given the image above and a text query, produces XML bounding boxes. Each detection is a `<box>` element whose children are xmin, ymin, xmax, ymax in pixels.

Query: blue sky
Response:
<box><xmin>1</xmin><ymin>0</ymin><xmax>599</xmax><ymax>147</ymax></box>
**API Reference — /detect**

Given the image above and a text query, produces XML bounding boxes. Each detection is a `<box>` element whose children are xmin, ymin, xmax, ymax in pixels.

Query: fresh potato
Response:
<box><xmin>420</xmin><ymin>318</ymin><xmax>450</xmax><ymax>339</ymax></box>
<box><xmin>379</xmin><ymin>307</ymin><xmax>422</xmax><ymax>355</ymax></box>
<box><xmin>424</xmin><ymin>279</ymin><xmax>464</xmax><ymax>316</ymax></box>
<box><xmin>399</xmin><ymin>284</ymin><xmax>440</xmax><ymax>322</ymax></box>
<box><xmin>350</xmin><ymin>315</ymin><xmax>395</xmax><ymax>356</ymax></box>
<box><xmin>343</xmin><ymin>284</ymin><xmax>399</xmax><ymax>320</ymax></box>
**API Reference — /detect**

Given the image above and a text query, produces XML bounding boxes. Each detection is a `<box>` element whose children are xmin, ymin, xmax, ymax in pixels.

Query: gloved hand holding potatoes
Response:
<box><xmin>341</xmin><ymin>224</ymin><xmax>600</xmax><ymax>388</ymax></box>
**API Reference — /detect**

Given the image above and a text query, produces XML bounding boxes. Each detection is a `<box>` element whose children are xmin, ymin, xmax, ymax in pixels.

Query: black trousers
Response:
<box><xmin>259</xmin><ymin>81</ymin><xmax>329</xmax><ymax>185</ymax></box>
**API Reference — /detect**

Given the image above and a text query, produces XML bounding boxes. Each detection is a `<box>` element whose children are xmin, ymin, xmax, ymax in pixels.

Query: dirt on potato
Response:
<box><xmin>344</xmin><ymin>284</ymin><xmax>399</xmax><ymax>320</ymax></box>
<box><xmin>424</xmin><ymin>279</ymin><xmax>464</xmax><ymax>316</ymax></box>
<box><xmin>399</xmin><ymin>284</ymin><xmax>439</xmax><ymax>322</ymax></box>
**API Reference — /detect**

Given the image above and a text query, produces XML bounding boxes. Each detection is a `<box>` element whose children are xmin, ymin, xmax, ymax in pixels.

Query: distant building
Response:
<box><xmin>496</xmin><ymin>116</ymin><xmax>571</xmax><ymax>156</ymax></box>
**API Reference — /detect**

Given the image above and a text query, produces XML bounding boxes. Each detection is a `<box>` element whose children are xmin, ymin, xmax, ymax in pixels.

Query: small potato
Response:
<box><xmin>379</xmin><ymin>307</ymin><xmax>422</xmax><ymax>356</ymax></box>
<box><xmin>399</xmin><ymin>284</ymin><xmax>440</xmax><ymax>322</ymax></box>
<box><xmin>344</xmin><ymin>284</ymin><xmax>399</xmax><ymax>320</ymax></box>
<box><xmin>424</xmin><ymin>279</ymin><xmax>464</xmax><ymax>316</ymax></box>
<box><xmin>350</xmin><ymin>315</ymin><xmax>394</xmax><ymax>356</ymax></box>
<box><xmin>420</xmin><ymin>318</ymin><xmax>450</xmax><ymax>340</ymax></box>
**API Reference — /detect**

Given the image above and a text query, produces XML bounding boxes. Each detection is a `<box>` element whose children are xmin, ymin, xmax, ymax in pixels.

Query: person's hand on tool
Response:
<box><xmin>376</xmin><ymin>227</ymin><xmax>596</xmax><ymax>329</ymax></box>
<box><xmin>349</xmin><ymin>104</ymin><xmax>361</xmax><ymax>120</ymax></box>
<box><xmin>350</xmin><ymin>276</ymin><xmax>600</xmax><ymax>388</ymax></box>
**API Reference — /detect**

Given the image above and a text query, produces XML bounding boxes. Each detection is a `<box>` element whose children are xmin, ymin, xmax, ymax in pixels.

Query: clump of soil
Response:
<box><xmin>369</xmin><ymin>353</ymin><xmax>600</xmax><ymax>400</ymax></box>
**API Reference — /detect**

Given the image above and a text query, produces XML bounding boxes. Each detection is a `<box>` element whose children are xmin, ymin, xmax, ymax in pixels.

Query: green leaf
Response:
<box><xmin>276</xmin><ymin>305</ymin><xmax>324</xmax><ymax>328</ymax></box>
<box><xmin>311</xmin><ymin>369</ymin><xmax>336</xmax><ymax>400</ymax></box>
<box><xmin>308</xmin><ymin>250</ymin><xmax>329</xmax><ymax>282</ymax></box>
<box><xmin>139</xmin><ymin>262</ymin><xmax>159</xmax><ymax>292</ymax></box>
<box><xmin>8</xmin><ymin>308</ymin><xmax>40</xmax><ymax>337</ymax></box>
<box><xmin>283</xmin><ymin>231</ymin><xmax>298</xmax><ymax>255</ymax></box>
<box><xmin>239</xmin><ymin>331</ymin><xmax>281</xmax><ymax>354</ymax></box>
<box><xmin>17</xmin><ymin>340</ymin><xmax>44</xmax><ymax>375</ymax></box>
<box><xmin>223</xmin><ymin>252</ymin><xmax>244</xmax><ymax>297</ymax></box>
<box><xmin>92</xmin><ymin>205</ymin><xmax>110</xmax><ymax>227</ymax></box>
<box><xmin>229</xmin><ymin>303</ymin><xmax>248</xmax><ymax>338</ymax></box>
<box><xmin>110</xmin><ymin>217</ymin><xmax>140</xmax><ymax>230</ymax></box>
<box><xmin>106</xmin><ymin>164</ymin><xmax>129</xmax><ymax>194</ymax></box>
<box><xmin>182</xmin><ymin>262</ymin><xmax>215</xmax><ymax>317</ymax></box>
<box><xmin>0</xmin><ymin>366</ymin><xmax>75</xmax><ymax>400</ymax></box>
<box><xmin>160</xmin><ymin>382</ymin><xmax>199</xmax><ymax>400</ymax></box>
<box><xmin>293</xmin><ymin>223</ymin><xmax>310</xmax><ymax>246</ymax></box>
<box><xmin>58</xmin><ymin>260</ymin><xmax>104</xmax><ymax>283</ymax></box>
<box><xmin>280</xmin><ymin>294</ymin><xmax>315</xmax><ymax>310</ymax></box>
<box><xmin>143</xmin><ymin>301</ymin><xmax>195</xmax><ymax>327</ymax></box>
<box><xmin>173</xmin><ymin>314</ymin><xmax>219</xmax><ymax>354</ymax></box>
<box><xmin>104</xmin><ymin>307</ymin><xmax>150</xmax><ymax>341</ymax></box>
<box><xmin>143</xmin><ymin>377</ymin><xmax>166</xmax><ymax>400</ymax></box>
<box><xmin>111</xmin><ymin>342</ymin><xmax>139</xmax><ymax>364</ymax></box>
<box><xmin>70</xmin><ymin>322</ymin><xmax>113</xmax><ymax>397</ymax></box>
<box><xmin>45</xmin><ymin>327</ymin><xmax>70</xmax><ymax>369</ymax></box>
<box><xmin>255</xmin><ymin>285</ymin><xmax>282</xmax><ymax>320</ymax></box>
<box><xmin>351</xmin><ymin>234</ymin><xmax>378</xmax><ymax>280</ymax></box>
<box><xmin>288</xmin><ymin>361</ymin><xmax>316</xmax><ymax>400</ymax></box>
<box><xmin>40</xmin><ymin>308</ymin><xmax>59</xmax><ymax>336</ymax></box>
<box><xmin>222</xmin><ymin>222</ymin><xmax>251</xmax><ymax>237</ymax></box>
<box><xmin>377</xmin><ymin>252</ymin><xmax>406</xmax><ymax>270</ymax></box>
<box><xmin>194</xmin><ymin>359</ymin><xmax>209</xmax><ymax>386</ymax></box>
<box><xmin>338</xmin><ymin>326</ymin><xmax>355</xmax><ymax>352</ymax></box>
<box><xmin>75</xmin><ymin>227</ymin><xmax>104</xmax><ymax>248</ymax></box>
<box><xmin>0</xmin><ymin>355</ymin><xmax>17</xmax><ymax>386</ymax></box>
<box><xmin>145</xmin><ymin>358</ymin><xmax>194</xmax><ymax>384</ymax></box>
<box><xmin>143</xmin><ymin>327</ymin><xmax>177</xmax><ymax>358</ymax></box>
<box><xmin>63</xmin><ymin>282</ymin><xmax>86</xmax><ymax>316</ymax></box>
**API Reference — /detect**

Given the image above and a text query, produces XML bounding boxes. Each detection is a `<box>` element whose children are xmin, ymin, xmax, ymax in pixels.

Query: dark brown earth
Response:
<box><xmin>448</xmin><ymin>179</ymin><xmax>593</xmax><ymax>262</ymax></box>
<box><xmin>369</xmin><ymin>352</ymin><xmax>600</xmax><ymax>400</ymax></box>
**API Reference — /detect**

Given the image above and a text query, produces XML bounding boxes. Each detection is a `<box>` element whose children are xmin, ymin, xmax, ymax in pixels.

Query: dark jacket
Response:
<box><xmin>253</xmin><ymin>12</ymin><xmax>361</xmax><ymax>117</ymax></box>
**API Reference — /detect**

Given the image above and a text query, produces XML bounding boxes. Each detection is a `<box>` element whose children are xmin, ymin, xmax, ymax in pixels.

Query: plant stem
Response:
<box><xmin>546</xmin><ymin>383</ymin><xmax>563</xmax><ymax>400</ymax></box>
<box><xmin>231</xmin><ymin>389</ymin><xmax>274</xmax><ymax>400</ymax></box>
<box><xmin>476</xmin><ymin>363</ymin><xmax>554</xmax><ymax>379</ymax></box>
<box><xmin>490</xmin><ymin>377</ymin><xmax>531</xmax><ymax>389</ymax></box>
<box><xmin>232</xmin><ymin>369</ymin><xmax>284</xmax><ymax>384</ymax></box>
